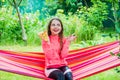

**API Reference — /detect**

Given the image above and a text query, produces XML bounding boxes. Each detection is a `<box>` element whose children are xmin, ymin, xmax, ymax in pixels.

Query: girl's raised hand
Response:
<box><xmin>67</xmin><ymin>34</ymin><xmax>76</xmax><ymax>42</ymax></box>
<box><xmin>38</xmin><ymin>30</ymin><xmax>49</xmax><ymax>42</ymax></box>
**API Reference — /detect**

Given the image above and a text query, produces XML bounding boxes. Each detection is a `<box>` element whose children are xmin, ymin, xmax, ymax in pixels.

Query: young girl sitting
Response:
<box><xmin>39</xmin><ymin>17</ymin><xmax>76</xmax><ymax>80</ymax></box>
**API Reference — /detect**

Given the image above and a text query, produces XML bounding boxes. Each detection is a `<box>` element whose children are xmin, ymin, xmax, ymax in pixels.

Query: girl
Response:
<box><xmin>41</xmin><ymin>17</ymin><xmax>76</xmax><ymax>80</ymax></box>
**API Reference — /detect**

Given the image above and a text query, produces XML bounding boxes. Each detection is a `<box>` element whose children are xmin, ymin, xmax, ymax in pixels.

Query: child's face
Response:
<box><xmin>50</xmin><ymin>19</ymin><xmax>62</xmax><ymax>35</ymax></box>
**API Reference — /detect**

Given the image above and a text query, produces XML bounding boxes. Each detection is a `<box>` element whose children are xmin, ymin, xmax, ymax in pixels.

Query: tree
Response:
<box><xmin>44</xmin><ymin>0</ymin><xmax>83</xmax><ymax>15</ymax></box>
<box><xmin>8</xmin><ymin>0</ymin><xmax>27</xmax><ymax>45</ymax></box>
<box><xmin>105</xmin><ymin>0</ymin><xmax>120</xmax><ymax>33</ymax></box>
<box><xmin>77</xmin><ymin>0</ymin><xmax>108</xmax><ymax>28</ymax></box>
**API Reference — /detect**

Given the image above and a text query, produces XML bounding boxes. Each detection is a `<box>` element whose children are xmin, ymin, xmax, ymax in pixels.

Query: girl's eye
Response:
<box><xmin>51</xmin><ymin>24</ymin><xmax>55</xmax><ymax>26</ymax></box>
<box><xmin>51</xmin><ymin>24</ymin><xmax>61</xmax><ymax>27</ymax></box>
<box><xmin>57</xmin><ymin>24</ymin><xmax>60</xmax><ymax>26</ymax></box>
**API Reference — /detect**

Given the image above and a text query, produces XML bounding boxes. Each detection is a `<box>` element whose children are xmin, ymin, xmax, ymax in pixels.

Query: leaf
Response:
<box><xmin>110</xmin><ymin>52</ymin><xmax>115</xmax><ymax>56</ymax></box>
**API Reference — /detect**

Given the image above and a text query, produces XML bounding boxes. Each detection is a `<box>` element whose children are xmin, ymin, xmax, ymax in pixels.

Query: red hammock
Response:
<box><xmin>0</xmin><ymin>41</ymin><xmax>120</xmax><ymax>80</ymax></box>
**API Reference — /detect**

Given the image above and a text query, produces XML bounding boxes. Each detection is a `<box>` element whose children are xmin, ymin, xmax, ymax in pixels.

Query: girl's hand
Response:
<box><xmin>38</xmin><ymin>31</ymin><xmax>50</xmax><ymax>44</ymax></box>
<box><xmin>38</xmin><ymin>30</ymin><xmax>49</xmax><ymax>42</ymax></box>
<box><xmin>67</xmin><ymin>34</ymin><xmax>76</xmax><ymax>42</ymax></box>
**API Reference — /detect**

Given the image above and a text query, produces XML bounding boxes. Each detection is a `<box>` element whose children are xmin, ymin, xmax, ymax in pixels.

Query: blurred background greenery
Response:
<box><xmin>0</xmin><ymin>0</ymin><xmax>120</xmax><ymax>46</ymax></box>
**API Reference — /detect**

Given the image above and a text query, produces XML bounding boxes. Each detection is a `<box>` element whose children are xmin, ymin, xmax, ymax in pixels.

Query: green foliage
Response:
<box><xmin>0</xmin><ymin>0</ymin><xmax>6</xmax><ymax>7</ymax></box>
<box><xmin>44</xmin><ymin>0</ymin><xmax>82</xmax><ymax>15</ymax></box>
<box><xmin>77</xmin><ymin>0</ymin><xmax>108</xmax><ymax>28</ymax></box>
<box><xmin>0</xmin><ymin>7</ymin><xmax>43</xmax><ymax>45</ymax></box>
<box><xmin>22</xmin><ymin>11</ymin><xmax>44</xmax><ymax>45</ymax></box>
<box><xmin>0</xmin><ymin>4</ymin><xmax>108</xmax><ymax>45</ymax></box>
<box><xmin>55</xmin><ymin>10</ymin><xmax>97</xmax><ymax>42</ymax></box>
<box><xmin>45</xmin><ymin>1</ymin><xmax>108</xmax><ymax>42</ymax></box>
<box><xmin>0</xmin><ymin>7</ymin><xmax>21</xmax><ymax>44</ymax></box>
<box><xmin>0</xmin><ymin>0</ymin><xmax>110</xmax><ymax>45</ymax></box>
<box><xmin>104</xmin><ymin>0</ymin><xmax>120</xmax><ymax>33</ymax></box>
<box><xmin>44</xmin><ymin>0</ymin><xmax>58</xmax><ymax>15</ymax></box>
<box><xmin>76</xmin><ymin>22</ymin><xmax>97</xmax><ymax>41</ymax></box>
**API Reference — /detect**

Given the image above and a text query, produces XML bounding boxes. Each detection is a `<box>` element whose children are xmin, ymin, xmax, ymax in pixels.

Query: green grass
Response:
<box><xmin>0</xmin><ymin>71</ymin><xmax>39</xmax><ymax>80</ymax></box>
<box><xmin>0</xmin><ymin>45</ymin><xmax>42</xmax><ymax>52</ymax></box>
<box><xmin>83</xmin><ymin>68</ymin><xmax>120</xmax><ymax>80</ymax></box>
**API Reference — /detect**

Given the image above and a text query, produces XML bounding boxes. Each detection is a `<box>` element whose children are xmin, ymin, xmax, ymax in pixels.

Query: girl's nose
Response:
<box><xmin>54</xmin><ymin>25</ymin><xmax>58</xmax><ymax>28</ymax></box>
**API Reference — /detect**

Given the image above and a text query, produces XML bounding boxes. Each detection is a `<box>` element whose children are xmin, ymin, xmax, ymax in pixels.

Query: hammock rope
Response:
<box><xmin>0</xmin><ymin>41</ymin><xmax>120</xmax><ymax>80</ymax></box>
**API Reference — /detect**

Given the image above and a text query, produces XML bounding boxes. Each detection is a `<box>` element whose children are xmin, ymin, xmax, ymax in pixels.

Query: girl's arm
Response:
<box><xmin>60</xmin><ymin>35</ymin><xmax>76</xmax><ymax>58</ymax></box>
<box><xmin>42</xmin><ymin>40</ymin><xmax>53</xmax><ymax>58</ymax></box>
<box><xmin>60</xmin><ymin>39</ymin><xmax>70</xmax><ymax>58</ymax></box>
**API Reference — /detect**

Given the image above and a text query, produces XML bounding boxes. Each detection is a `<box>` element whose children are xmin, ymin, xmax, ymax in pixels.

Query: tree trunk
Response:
<box><xmin>113</xmin><ymin>1</ymin><xmax>120</xmax><ymax>33</ymax></box>
<box><xmin>13</xmin><ymin>0</ymin><xmax>27</xmax><ymax>45</ymax></box>
<box><xmin>84</xmin><ymin>0</ymin><xmax>89</xmax><ymax>8</ymax></box>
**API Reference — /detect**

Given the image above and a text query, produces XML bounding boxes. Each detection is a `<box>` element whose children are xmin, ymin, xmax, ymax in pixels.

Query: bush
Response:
<box><xmin>0</xmin><ymin>7</ymin><xmax>21</xmax><ymax>45</ymax></box>
<box><xmin>0</xmin><ymin>2</ymin><xmax>108</xmax><ymax>45</ymax></box>
<box><xmin>0</xmin><ymin>7</ymin><xmax>44</xmax><ymax>45</ymax></box>
<box><xmin>55</xmin><ymin>9</ymin><xmax>97</xmax><ymax>42</ymax></box>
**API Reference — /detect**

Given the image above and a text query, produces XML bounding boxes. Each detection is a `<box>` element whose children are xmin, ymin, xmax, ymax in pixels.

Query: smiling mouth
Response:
<box><xmin>53</xmin><ymin>29</ymin><xmax>59</xmax><ymax>32</ymax></box>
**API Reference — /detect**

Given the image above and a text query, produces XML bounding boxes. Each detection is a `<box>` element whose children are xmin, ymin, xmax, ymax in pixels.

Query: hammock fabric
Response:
<box><xmin>0</xmin><ymin>41</ymin><xmax>120</xmax><ymax>80</ymax></box>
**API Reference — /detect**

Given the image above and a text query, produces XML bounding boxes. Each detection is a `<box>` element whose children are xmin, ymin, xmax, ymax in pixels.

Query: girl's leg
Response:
<box><xmin>64</xmin><ymin>72</ymin><xmax>73</xmax><ymax>80</ymax></box>
<box><xmin>48</xmin><ymin>70</ymin><xmax>65</xmax><ymax>80</ymax></box>
<box><xmin>59</xmin><ymin>66</ymin><xmax>73</xmax><ymax>80</ymax></box>
<box><xmin>45</xmin><ymin>68</ymin><xmax>65</xmax><ymax>80</ymax></box>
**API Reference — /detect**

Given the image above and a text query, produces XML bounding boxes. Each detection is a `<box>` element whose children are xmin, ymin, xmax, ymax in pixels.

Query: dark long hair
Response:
<box><xmin>47</xmin><ymin>17</ymin><xmax>63</xmax><ymax>50</ymax></box>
